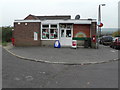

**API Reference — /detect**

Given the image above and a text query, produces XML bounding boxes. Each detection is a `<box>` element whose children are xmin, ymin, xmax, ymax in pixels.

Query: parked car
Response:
<box><xmin>110</xmin><ymin>37</ymin><xmax>120</xmax><ymax>49</ymax></box>
<box><xmin>99</xmin><ymin>36</ymin><xmax>113</xmax><ymax>45</ymax></box>
<box><xmin>98</xmin><ymin>37</ymin><xmax>103</xmax><ymax>44</ymax></box>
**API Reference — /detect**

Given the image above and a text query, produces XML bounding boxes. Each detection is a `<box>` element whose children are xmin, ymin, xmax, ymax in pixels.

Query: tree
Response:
<box><xmin>112</xmin><ymin>31</ymin><xmax>120</xmax><ymax>37</ymax></box>
<box><xmin>2</xmin><ymin>26</ymin><xmax>13</xmax><ymax>42</ymax></box>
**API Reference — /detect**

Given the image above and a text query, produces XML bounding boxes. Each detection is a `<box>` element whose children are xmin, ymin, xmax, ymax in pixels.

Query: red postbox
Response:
<box><xmin>11</xmin><ymin>38</ymin><xmax>15</xmax><ymax>46</ymax></box>
<box><xmin>92</xmin><ymin>35</ymin><xmax>96</xmax><ymax>43</ymax></box>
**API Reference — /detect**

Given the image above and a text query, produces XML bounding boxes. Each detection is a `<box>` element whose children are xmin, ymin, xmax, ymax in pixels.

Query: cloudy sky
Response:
<box><xmin>1</xmin><ymin>0</ymin><xmax>119</xmax><ymax>28</ymax></box>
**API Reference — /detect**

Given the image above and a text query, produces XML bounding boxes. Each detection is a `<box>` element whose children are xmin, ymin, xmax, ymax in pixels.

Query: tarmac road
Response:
<box><xmin>0</xmin><ymin>46</ymin><xmax>2</xmax><ymax>89</ymax></box>
<box><xmin>2</xmin><ymin>48</ymin><xmax>118</xmax><ymax>88</ymax></box>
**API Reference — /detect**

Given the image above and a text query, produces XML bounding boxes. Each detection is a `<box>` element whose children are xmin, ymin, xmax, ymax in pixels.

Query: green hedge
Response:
<box><xmin>2</xmin><ymin>26</ymin><xmax>13</xmax><ymax>42</ymax></box>
<box><xmin>72</xmin><ymin>37</ymin><xmax>91</xmax><ymax>40</ymax></box>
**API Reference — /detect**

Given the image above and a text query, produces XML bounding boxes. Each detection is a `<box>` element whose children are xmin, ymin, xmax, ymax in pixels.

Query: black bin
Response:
<box><xmin>84</xmin><ymin>38</ymin><xmax>91</xmax><ymax>48</ymax></box>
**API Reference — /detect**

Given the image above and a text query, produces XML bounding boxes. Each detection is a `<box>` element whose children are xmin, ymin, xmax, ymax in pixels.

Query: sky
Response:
<box><xmin>1</xmin><ymin>0</ymin><xmax>119</xmax><ymax>28</ymax></box>
<box><xmin>118</xmin><ymin>1</ymin><xmax>120</xmax><ymax>28</ymax></box>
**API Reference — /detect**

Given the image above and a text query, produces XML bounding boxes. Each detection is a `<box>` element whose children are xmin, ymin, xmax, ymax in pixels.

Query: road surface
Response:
<box><xmin>2</xmin><ymin>48</ymin><xmax>118</xmax><ymax>88</ymax></box>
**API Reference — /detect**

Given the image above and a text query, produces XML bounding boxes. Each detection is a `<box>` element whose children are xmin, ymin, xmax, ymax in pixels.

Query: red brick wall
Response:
<box><xmin>73</xmin><ymin>24</ymin><xmax>90</xmax><ymax>38</ymax></box>
<box><xmin>90</xmin><ymin>22</ymin><xmax>97</xmax><ymax>48</ymax></box>
<box><xmin>24</xmin><ymin>15</ymin><xmax>39</xmax><ymax>20</ymax></box>
<box><xmin>14</xmin><ymin>22</ymin><xmax>41</xmax><ymax>46</ymax></box>
<box><xmin>90</xmin><ymin>22</ymin><xmax>97</xmax><ymax>36</ymax></box>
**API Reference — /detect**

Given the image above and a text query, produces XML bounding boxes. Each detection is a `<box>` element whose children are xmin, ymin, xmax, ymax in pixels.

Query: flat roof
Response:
<box><xmin>14</xmin><ymin>19</ymin><xmax>96</xmax><ymax>24</ymax></box>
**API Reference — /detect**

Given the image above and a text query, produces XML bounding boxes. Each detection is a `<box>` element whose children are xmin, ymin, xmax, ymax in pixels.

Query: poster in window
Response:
<box><xmin>34</xmin><ymin>32</ymin><xmax>38</xmax><ymax>40</ymax></box>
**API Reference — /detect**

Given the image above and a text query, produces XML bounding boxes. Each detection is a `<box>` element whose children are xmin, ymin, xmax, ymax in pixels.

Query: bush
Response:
<box><xmin>112</xmin><ymin>31</ymin><xmax>120</xmax><ymax>37</ymax></box>
<box><xmin>2</xmin><ymin>26</ymin><xmax>13</xmax><ymax>42</ymax></box>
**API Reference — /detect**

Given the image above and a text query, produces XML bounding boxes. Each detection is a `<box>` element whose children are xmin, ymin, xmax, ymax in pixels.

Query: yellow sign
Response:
<box><xmin>75</xmin><ymin>32</ymin><xmax>86</xmax><ymax>38</ymax></box>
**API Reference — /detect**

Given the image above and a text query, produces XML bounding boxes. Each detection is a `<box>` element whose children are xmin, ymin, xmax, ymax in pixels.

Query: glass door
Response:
<box><xmin>60</xmin><ymin>28</ymin><xmax>72</xmax><ymax>46</ymax></box>
<box><xmin>66</xmin><ymin>29</ymin><xmax>71</xmax><ymax>38</ymax></box>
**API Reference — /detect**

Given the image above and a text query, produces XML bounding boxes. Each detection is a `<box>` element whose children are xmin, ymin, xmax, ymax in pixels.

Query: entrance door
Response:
<box><xmin>60</xmin><ymin>28</ymin><xmax>72</xmax><ymax>46</ymax></box>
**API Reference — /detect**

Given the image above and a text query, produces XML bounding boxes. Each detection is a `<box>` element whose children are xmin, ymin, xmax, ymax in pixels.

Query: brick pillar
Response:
<box><xmin>90</xmin><ymin>22</ymin><xmax>97</xmax><ymax>48</ymax></box>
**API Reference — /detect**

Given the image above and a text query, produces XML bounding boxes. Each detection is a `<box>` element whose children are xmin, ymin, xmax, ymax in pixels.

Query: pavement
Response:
<box><xmin>3</xmin><ymin>43</ymin><xmax>119</xmax><ymax>65</ymax></box>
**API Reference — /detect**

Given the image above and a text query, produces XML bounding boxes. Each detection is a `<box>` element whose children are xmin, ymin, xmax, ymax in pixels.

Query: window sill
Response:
<box><xmin>41</xmin><ymin>39</ymin><xmax>59</xmax><ymax>40</ymax></box>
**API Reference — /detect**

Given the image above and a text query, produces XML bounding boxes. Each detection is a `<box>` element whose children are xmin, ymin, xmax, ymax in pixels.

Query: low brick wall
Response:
<box><xmin>14</xmin><ymin>38</ymin><xmax>41</xmax><ymax>46</ymax></box>
<box><xmin>41</xmin><ymin>40</ymin><xmax>55</xmax><ymax>47</ymax></box>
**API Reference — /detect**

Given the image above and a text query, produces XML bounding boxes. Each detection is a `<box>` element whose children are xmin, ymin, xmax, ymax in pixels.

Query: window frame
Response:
<box><xmin>41</xmin><ymin>24</ymin><xmax>59</xmax><ymax>40</ymax></box>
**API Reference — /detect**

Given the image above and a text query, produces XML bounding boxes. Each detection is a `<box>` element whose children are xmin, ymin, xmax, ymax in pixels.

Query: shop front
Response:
<box><xmin>14</xmin><ymin>15</ymin><xmax>97</xmax><ymax>48</ymax></box>
<box><xmin>41</xmin><ymin>23</ymin><xmax>73</xmax><ymax>47</ymax></box>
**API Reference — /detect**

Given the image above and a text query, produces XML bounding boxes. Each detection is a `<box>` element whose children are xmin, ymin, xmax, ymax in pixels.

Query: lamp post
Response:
<box><xmin>98</xmin><ymin>4</ymin><xmax>106</xmax><ymax>36</ymax></box>
<box><xmin>97</xmin><ymin>4</ymin><xmax>106</xmax><ymax>48</ymax></box>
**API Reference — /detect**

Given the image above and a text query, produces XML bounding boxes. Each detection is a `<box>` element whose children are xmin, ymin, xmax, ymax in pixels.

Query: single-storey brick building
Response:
<box><xmin>13</xmin><ymin>14</ymin><xmax>97</xmax><ymax>48</ymax></box>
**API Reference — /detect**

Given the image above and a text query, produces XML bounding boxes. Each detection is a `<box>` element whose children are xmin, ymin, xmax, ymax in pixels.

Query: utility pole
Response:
<box><xmin>97</xmin><ymin>4</ymin><xmax>106</xmax><ymax>48</ymax></box>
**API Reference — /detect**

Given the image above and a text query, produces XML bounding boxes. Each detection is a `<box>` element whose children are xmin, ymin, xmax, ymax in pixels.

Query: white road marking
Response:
<box><xmin>110</xmin><ymin>50</ymin><xmax>116</xmax><ymax>53</ymax></box>
<box><xmin>39</xmin><ymin>72</ymin><xmax>46</xmax><ymax>74</ymax></box>
<box><xmin>25</xmin><ymin>76</ymin><xmax>33</xmax><ymax>81</ymax></box>
<box><xmin>116</xmin><ymin>50</ymin><xmax>119</xmax><ymax>52</ymax></box>
<box><xmin>87</xmin><ymin>82</ymin><xmax>90</xmax><ymax>85</ymax></box>
<box><xmin>14</xmin><ymin>77</ymin><xmax>20</xmax><ymax>81</ymax></box>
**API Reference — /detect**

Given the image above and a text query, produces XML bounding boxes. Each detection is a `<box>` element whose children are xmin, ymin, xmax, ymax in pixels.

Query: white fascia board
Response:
<box><xmin>41</xmin><ymin>20</ymin><xmax>60</xmax><ymax>24</ymax></box>
<box><xmin>91</xmin><ymin>19</ymin><xmax>97</xmax><ymax>22</ymax></box>
<box><xmin>14</xmin><ymin>20</ymin><xmax>41</xmax><ymax>22</ymax></box>
<box><xmin>41</xmin><ymin>20</ymin><xmax>91</xmax><ymax>24</ymax></box>
<box><xmin>14</xmin><ymin>19</ymin><xmax>94</xmax><ymax>24</ymax></box>
<box><xmin>72</xmin><ymin>20</ymin><xmax>91</xmax><ymax>24</ymax></box>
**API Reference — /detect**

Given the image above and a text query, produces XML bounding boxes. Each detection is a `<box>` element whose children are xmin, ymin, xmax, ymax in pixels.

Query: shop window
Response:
<box><xmin>51</xmin><ymin>25</ymin><xmax>57</xmax><ymax>28</ymax></box>
<box><xmin>60</xmin><ymin>24</ymin><xmax>66</xmax><ymax>28</ymax></box>
<box><xmin>50</xmin><ymin>29</ymin><xmax>58</xmax><ymax>39</ymax></box>
<box><xmin>66</xmin><ymin>30</ymin><xmax>71</xmax><ymax>37</ymax></box>
<box><xmin>60</xmin><ymin>24</ymin><xmax>72</xmax><ymax>29</ymax></box>
<box><xmin>42</xmin><ymin>29</ymin><xmax>49</xmax><ymax>39</ymax></box>
<box><xmin>67</xmin><ymin>24</ymin><xmax>72</xmax><ymax>29</ymax></box>
<box><xmin>43</xmin><ymin>25</ymin><xmax>49</xmax><ymax>28</ymax></box>
<box><xmin>61</xmin><ymin>30</ymin><xmax>64</xmax><ymax>37</ymax></box>
<box><xmin>42</xmin><ymin>24</ymin><xmax>58</xmax><ymax>40</ymax></box>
